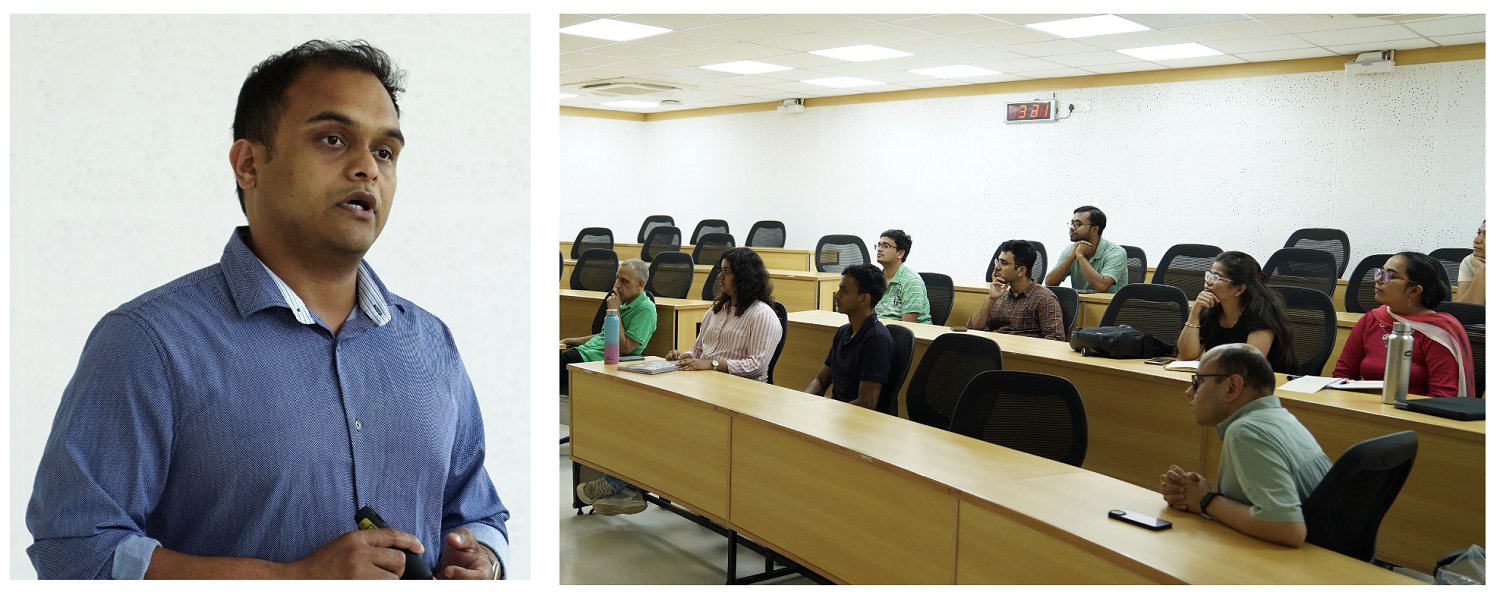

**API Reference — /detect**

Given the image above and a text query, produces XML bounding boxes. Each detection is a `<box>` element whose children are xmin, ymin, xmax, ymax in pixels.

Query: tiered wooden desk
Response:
<box><xmin>776</xmin><ymin>310</ymin><xmax>1482</xmax><ymax>573</ymax></box>
<box><xmin>561</xmin><ymin>259</ymin><xmax>838</xmax><ymax>312</ymax></box>
<box><xmin>559</xmin><ymin>289</ymin><xmax>713</xmax><ymax>358</ymax></box>
<box><xmin>568</xmin><ymin>360</ymin><xmax>1414</xmax><ymax>584</ymax></box>
<box><xmin>560</xmin><ymin>241</ymin><xmax>813</xmax><ymax>272</ymax></box>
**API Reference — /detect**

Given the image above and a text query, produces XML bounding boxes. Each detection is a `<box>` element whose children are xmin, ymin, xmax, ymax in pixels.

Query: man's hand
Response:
<box><xmin>606</xmin><ymin>290</ymin><xmax>620</xmax><ymax>310</ymax></box>
<box><xmin>987</xmin><ymin>277</ymin><xmax>1008</xmax><ymax>299</ymax></box>
<box><xmin>665</xmin><ymin>349</ymin><xmax>681</xmax><ymax>361</ymax></box>
<box><xmin>284</xmin><ymin>528</ymin><xmax>425</xmax><ymax>579</ymax></box>
<box><xmin>436</xmin><ymin>528</ymin><xmax>498</xmax><ymax>580</ymax></box>
<box><xmin>1071</xmin><ymin>240</ymin><xmax>1094</xmax><ymax>261</ymax></box>
<box><xmin>560</xmin><ymin>336</ymin><xmax>589</xmax><ymax>347</ymax></box>
<box><xmin>1160</xmin><ymin>465</ymin><xmax>1209</xmax><ymax>513</ymax></box>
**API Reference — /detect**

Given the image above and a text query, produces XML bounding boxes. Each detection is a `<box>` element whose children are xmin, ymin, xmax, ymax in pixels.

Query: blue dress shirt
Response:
<box><xmin>26</xmin><ymin>227</ymin><xmax>509</xmax><ymax>579</ymax></box>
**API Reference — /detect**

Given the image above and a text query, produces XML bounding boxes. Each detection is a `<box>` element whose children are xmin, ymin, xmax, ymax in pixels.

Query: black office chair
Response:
<box><xmin>1152</xmin><ymin>244</ymin><xmax>1222</xmax><ymax>299</ymax></box>
<box><xmin>570</xmin><ymin>227</ymin><xmax>614</xmax><ymax>259</ymax></box>
<box><xmin>1272</xmin><ymin>286</ymin><xmax>1337</xmax><ymax>376</ymax></box>
<box><xmin>766</xmin><ymin>301</ymin><xmax>788</xmax><ymax>384</ymax></box>
<box><xmin>877</xmin><ymin>325</ymin><xmax>916</xmax><ymax>416</ymax></box>
<box><xmin>692</xmin><ymin>233</ymin><xmax>735</xmax><ymax>266</ymax></box>
<box><xmin>949</xmin><ymin>370</ymin><xmax>1088</xmax><ymax>467</ymax></box>
<box><xmin>1303</xmin><ymin>431</ymin><xmax>1418</xmax><ymax>563</ymax></box>
<box><xmin>646</xmin><ymin>252</ymin><xmax>694</xmax><ymax>300</ymax></box>
<box><xmin>746</xmin><ymin>221</ymin><xmax>786</xmax><ymax>248</ymax></box>
<box><xmin>1099</xmin><ymin>283</ymin><xmax>1190</xmax><ymax>350</ymax></box>
<box><xmin>1286</xmin><ymin>228</ymin><xmax>1351</xmax><ymax>278</ymax></box>
<box><xmin>1264</xmin><ymin>248</ymin><xmax>1339</xmax><ymax>297</ymax></box>
<box><xmin>569</xmin><ymin>248</ymin><xmax>618</xmax><ymax>292</ymax></box>
<box><xmin>1121</xmin><ymin>245</ymin><xmax>1148</xmax><ymax>285</ymax></box>
<box><xmin>983</xmin><ymin>241</ymin><xmax>1047</xmax><ymax>285</ymax></box>
<box><xmin>1436</xmin><ymin>301</ymin><xmax>1485</xmax><ymax>397</ymax></box>
<box><xmin>636</xmin><ymin>215</ymin><xmax>674</xmax><ymax>243</ymax></box>
<box><xmin>590</xmin><ymin>291</ymin><xmax>656</xmax><ymax>334</ymax></box>
<box><xmin>813</xmin><ymin>234</ymin><xmax>869</xmax><ymax>275</ymax></box>
<box><xmin>1345</xmin><ymin>254</ymin><xmax>1394</xmax><ymax>314</ymax></box>
<box><xmin>640</xmin><ymin>225</ymin><xmax>682</xmax><ymax>262</ymax></box>
<box><xmin>904</xmin><ymin>333</ymin><xmax>1003</xmax><ymax>430</ymax></box>
<box><xmin>559</xmin><ymin>251</ymin><xmax>564</xmax><ymax>280</ymax></box>
<box><xmin>690</xmin><ymin>219</ymin><xmax>730</xmax><ymax>245</ymax></box>
<box><xmin>919</xmin><ymin>272</ymin><xmax>953</xmax><ymax>326</ymax></box>
<box><xmin>702</xmin><ymin>264</ymin><xmax>722</xmax><ymax>301</ymax></box>
<box><xmin>1429</xmin><ymin>248</ymin><xmax>1471</xmax><ymax>286</ymax></box>
<box><xmin>1048</xmin><ymin>286</ymin><xmax>1079</xmax><ymax>337</ymax></box>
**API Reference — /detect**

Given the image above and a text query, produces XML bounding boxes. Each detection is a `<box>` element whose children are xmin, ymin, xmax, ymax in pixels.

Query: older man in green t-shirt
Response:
<box><xmin>560</xmin><ymin>258</ymin><xmax>657</xmax><ymax>388</ymax></box>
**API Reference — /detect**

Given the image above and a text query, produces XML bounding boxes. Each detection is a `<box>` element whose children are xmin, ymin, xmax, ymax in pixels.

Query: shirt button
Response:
<box><xmin>355</xmin><ymin>420</ymin><xmax>362</xmax><ymax>431</ymax></box>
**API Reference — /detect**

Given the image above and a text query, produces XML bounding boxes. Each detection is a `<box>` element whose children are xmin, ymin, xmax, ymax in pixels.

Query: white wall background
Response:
<box><xmin>562</xmin><ymin>59</ymin><xmax>1485</xmax><ymax>286</ymax></box>
<box><xmin>10</xmin><ymin>15</ymin><xmax>531</xmax><ymax>578</ymax></box>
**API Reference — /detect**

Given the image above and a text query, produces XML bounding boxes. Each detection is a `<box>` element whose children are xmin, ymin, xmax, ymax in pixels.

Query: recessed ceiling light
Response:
<box><xmin>560</xmin><ymin>18</ymin><xmax>672</xmax><ymax>42</ymax></box>
<box><xmin>601</xmin><ymin>100</ymin><xmax>661</xmax><ymax>108</ymax></box>
<box><xmin>909</xmin><ymin>65</ymin><xmax>1001</xmax><ymax>79</ymax></box>
<box><xmin>559</xmin><ymin>93</ymin><xmax>579</xmax><ymax>99</ymax></box>
<box><xmin>1025</xmin><ymin>14</ymin><xmax>1150</xmax><ymax>38</ymax></box>
<box><xmin>808</xmin><ymin>44</ymin><xmax>913</xmax><ymax>62</ymax></box>
<box><xmin>803</xmin><ymin>77</ymin><xmax>883</xmax><ymax>88</ymax></box>
<box><xmin>1117</xmin><ymin>43</ymin><xmax>1224</xmax><ymax>61</ymax></box>
<box><xmin>700</xmin><ymin>60</ymin><xmax>794</xmax><ymax>75</ymax></box>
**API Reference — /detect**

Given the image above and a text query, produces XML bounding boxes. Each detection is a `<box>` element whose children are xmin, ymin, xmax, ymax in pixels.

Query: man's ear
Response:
<box><xmin>1222</xmin><ymin>374</ymin><xmax>1246</xmax><ymax>404</ymax></box>
<box><xmin>229</xmin><ymin>139</ymin><xmax>260</xmax><ymax>195</ymax></box>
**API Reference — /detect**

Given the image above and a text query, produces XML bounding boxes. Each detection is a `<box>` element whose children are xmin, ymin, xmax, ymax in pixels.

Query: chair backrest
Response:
<box><xmin>1152</xmin><ymin>244</ymin><xmax>1222</xmax><ymax>298</ymax></box>
<box><xmin>814</xmin><ymin>234</ymin><xmax>870</xmax><ymax>274</ymax></box>
<box><xmin>691</xmin><ymin>233</ymin><xmax>736</xmax><ymax>266</ymax></box>
<box><xmin>746</xmin><ymin>220</ymin><xmax>787</xmax><ymax>248</ymax></box>
<box><xmin>1429</xmin><ymin>248</ymin><xmax>1472</xmax><ymax>286</ymax></box>
<box><xmin>1345</xmin><ymin>254</ymin><xmax>1394</xmax><ymax>314</ymax></box>
<box><xmin>919</xmin><ymin>272</ymin><xmax>954</xmax><ymax>326</ymax></box>
<box><xmin>571</xmin><ymin>227</ymin><xmax>614</xmax><ymax>259</ymax></box>
<box><xmin>766</xmin><ymin>301</ymin><xmax>789</xmax><ymax>384</ymax></box>
<box><xmin>1048</xmin><ymin>286</ymin><xmax>1079</xmax><ymax>337</ymax></box>
<box><xmin>559</xmin><ymin>251</ymin><xmax>564</xmax><ymax>280</ymax></box>
<box><xmin>569</xmin><ymin>248</ymin><xmax>618</xmax><ymax>292</ymax></box>
<box><xmin>1303</xmin><ymin>430</ymin><xmax>1418</xmax><ymax>562</ymax></box>
<box><xmin>1264</xmin><ymin>248</ymin><xmax>1339</xmax><ymax>296</ymax></box>
<box><xmin>878</xmin><ymin>325</ymin><xmax>916</xmax><ymax>416</ymax></box>
<box><xmin>1271</xmin><ymin>285</ymin><xmax>1337</xmax><ymax>376</ymax></box>
<box><xmin>948</xmin><ymin>370</ymin><xmax>1088</xmax><ymax>467</ymax></box>
<box><xmin>636</xmin><ymin>215</ymin><xmax>674</xmax><ymax>243</ymax></box>
<box><xmin>591</xmin><ymin>291</ymin><xmax>656</xmax><ymax>334</ymax></box>
<box><xmin>1436</xmin><ymin>301</ymin><xmax>1485</xmax><ymax>397</ymax></box>
<box><xmin>639</xmin><ymin>225</ymin><xmax>682</xmax><ymax>262</ymax></box>
<box><xmin>702</xmin><ymin>264</ymin><xmax>722</xmax><ymax>301</ymax></box>
<box><xmin>983</xmin><ymin>241</ymin><xmax>1047</xmax><ymax>285</ymax></box>
<box><xmin>904</xmin><ymin>333</ymin><xmax>1003</xmax><ymax>430</ymax></box>
<box><xmin>645</xmin><ymin>251</ymin><xmax>694</xmax><ymax>300</ymax></box>
<box><xmin>1285</xmin><ymin>228</ymin><xmax>1352</xmax><ymax>278</ymax></box>
<box><xmin>691</xmin><ymin>219</ymin><xmax>730</xmax><ymax>244</ymax></box>
<box><xmin>1121</xmin><ymin>245</ymin><xmax>1149</xmax><ymax>285</ymax></box>
<box><xmin>1099</xmin><ymin>283</ymin><xmax>1190</xmax><ymax>349</ymax></box>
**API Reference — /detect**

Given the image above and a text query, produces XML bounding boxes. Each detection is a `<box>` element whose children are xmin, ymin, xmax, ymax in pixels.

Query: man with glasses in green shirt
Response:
<box><xmin>872</xmin><ymin>229</ymin><xmax>932</xmax><ymax>324</ymax></box>
<box><xmin>1044</xmin><ymin>205</ymin><xmax>1128</xmax><ymax>294</ymax></box>
<box><xmin>560</xmin><ymin>258</ymin><xmax>657</xmax><ymax>389</ymax></box>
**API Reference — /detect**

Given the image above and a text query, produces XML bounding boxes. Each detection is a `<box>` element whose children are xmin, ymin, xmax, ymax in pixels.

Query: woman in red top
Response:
<box><xmin>1334</xmin><ymin>252</ymin><xmax>1475</xmax><ymax>397</ymax></box>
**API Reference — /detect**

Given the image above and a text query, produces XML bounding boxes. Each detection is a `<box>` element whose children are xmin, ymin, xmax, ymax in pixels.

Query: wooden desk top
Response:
<box><xmin>563</xmin><ymin>260</ymin><xmax>837</xmax><ymax>281</ymax></box>
<box><xmin>561</xmin><ymin>240</ymin><xmax>812</xmax><ymax>256</ymax></box>
<box><xmin>560</xmin><ymin>289</ymin><xmax>715</xmax><ymax>310</ymax></box>
<box><xmin>955</xmin><ymin>282</ymin><xmax>1363</xmax><ymax>328</ymax></box>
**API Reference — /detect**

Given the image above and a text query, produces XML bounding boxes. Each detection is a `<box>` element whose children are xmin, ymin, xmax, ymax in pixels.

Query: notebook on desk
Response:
<box><xmin>618</xmin><ymin>360</ymin><xmax>681</xmax><ymax>375</ymax></box>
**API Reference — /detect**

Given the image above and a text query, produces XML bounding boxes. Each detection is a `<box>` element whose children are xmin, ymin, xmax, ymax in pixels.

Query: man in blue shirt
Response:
<box><xmin>804</xmin><ymin>263</ymin><xmax>895</xmax><ymax>410</ymax></box>
<box><xmin>26</xmin><ymin>40</ymin><xmax>508</xmax><ymax>579</ymax></box>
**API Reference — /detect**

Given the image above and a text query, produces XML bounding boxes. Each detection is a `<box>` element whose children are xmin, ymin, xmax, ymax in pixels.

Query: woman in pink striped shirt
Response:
<box><xmin>667</xmin><ymin>247</ymin><xmax>783</xmax><ymax>382</ymax></box>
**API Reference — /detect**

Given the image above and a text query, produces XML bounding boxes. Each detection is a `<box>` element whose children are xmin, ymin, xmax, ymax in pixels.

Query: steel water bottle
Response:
<box><xmin>1382</xmin><ymin>321</ymin><xmax>1413</xmax><ymax>405</ymax></box>
<box><xmin>603</xmin><ymin>309</ymin><xmax>620</xmax><ymax>364</ymax></box>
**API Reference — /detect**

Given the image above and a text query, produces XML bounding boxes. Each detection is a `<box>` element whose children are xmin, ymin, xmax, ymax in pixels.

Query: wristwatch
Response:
<box><xmin>1199</xmin><ymin>490</ymin><xmax>1221</xmax><ymax>517</ymax></box>
<box><xmin>711</xmin><ymin>360</ymin><xmax>720</xmax><ymax>371</ymax></box>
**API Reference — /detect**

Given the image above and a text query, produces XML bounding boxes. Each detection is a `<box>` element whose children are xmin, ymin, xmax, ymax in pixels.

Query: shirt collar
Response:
<box><xmin>1215</xmin><ymin>395</ymin><xmax>1282</xmax><ymax>440</ymax></box>
<box><xmin>845</xmin><ymin>313</ymin><xmax>879</xmax><ymax>342</ymax></box>
<box><xmin>1004</xmin><ymin>281</ymin><xmax>1038</xmax><ymax>300</ymax></box>
<box><xmin>619</xmin><ymin>291</ymin><xmax>648</xmax><ymax>311</ymax></box>
<box><xmin>221</xmin><ymin>226</ymin><xmax>393</xmax><ymax>327</ymax></box>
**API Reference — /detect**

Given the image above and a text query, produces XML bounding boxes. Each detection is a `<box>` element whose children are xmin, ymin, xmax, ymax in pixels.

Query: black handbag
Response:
<box><xmin>1069</xmin><ymin>325</ymin><xmax>1173</xmax><ymax>359</ymax></box>
<box><xmin>1395</xmin><ymin>397</ymin><xmax>1485</xmax><ymax>421</ymax></box>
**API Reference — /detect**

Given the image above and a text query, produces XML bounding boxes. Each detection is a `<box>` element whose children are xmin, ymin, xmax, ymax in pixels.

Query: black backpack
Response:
<box><xmin>1069</xmin><ymin>325</ymin><xmax>1172</xmax><ymax>359</ymax></box>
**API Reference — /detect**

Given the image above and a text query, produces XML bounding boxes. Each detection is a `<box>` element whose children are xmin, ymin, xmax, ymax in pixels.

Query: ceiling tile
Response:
<box><xmin>897</xmin><ymin>78</ymin><xmax>971</xmax><ymax>89</ymax></box>
<box><xmin>955</xmin><ymin>72</ymin><xmax>1030</xmax><ymax>84</ymax></box>
<box><xmin>806</xmin><ymin>62</ymin><xmax>901</xmax><ymax>76</ymax></box>
<box><xmin>657</xmin><ymin>67</ymin><xmax>738</xmax><ymax>81</ymax></box>
<box><xmin>560</xmin><ymin>67</ymin><xmax>641</xmax><ymax>81</ymax></box>
<box><xmin>1430</xmin><ymin>32</ymin><xmax>1485</xmax><ymax>46</ymax></box>
<box><xmin>949</xmin><ymin>26</ymin><xmax>1061</xmax><ymax>47</ymax></box>
<box><xmin>715</xmin><ymin>74</ymin><xmax>791</xmax><ymax>87</ymax></box>
<box><xmin>632</xmin><ymin>32</ymin><xmax>737</xmax><ymax>52</ymax></box>
<box><xmin>1323</xmin><ymin>38</ymin><xmax>1438</xmax><ymax>55</ymax></box>
<box><xmin>650</xmin><ymin>52</ymin><xmax>736</xmax><ymax>67</ymax></box>
<box><xmin>758</xmin><ymin>81</ymin><xmax>829</xmax><ymax>93</ymax></box>
<box><xmin>1016</xmin><ymin>67</ymin><xmax>1095</xmax><ymax>80</ymax></box>
<box><xmin>1006</xmin><ymin>39</ymin><xmax>1101</xmax><ymax>57</ymax></box>
<box><xmin>1076</xmin><ymin>29</ymin><xmax>1187</xmax><ymax>50</ymax></box>
<box><xmin>1044</xmin><ymin>50</ymin><xmax>1144</xmax><ymax>67</ymax></box>
<box><xmin>696</xmin><ymin>42</ymin><xmax>797</xmax><ymax>60</ymax></box>
<box><xmin>1200</xmin><ymin>34</ymin><xmax>1314</xmax><ymax>54</ymax></box>
<box><xmin>859</xmin><ymin>70</ymin><xmax>938</xmax><ymax>84</ymax></box>
<box><xmin>972</xmin><ymin>57</ymin><xmax>1068</xmax><ymax>73</ymax></box>
<box><xmin>1169</xmin><ymin>20</ymin><xmax>1284</xmax><ymax>42</ymax></box>
<box><xmin>1236</xmin><ymin>47</ymin><xmax>1338</xmax><ymax>62</ymax></box>
<box><xmin>858</xmin><ymin>15</ymin><xmax>932</xmax><ymax>22</ymax></box>
<box><xmin>666</xmin><ymin>90</ymin><xmax>740</xmax><ymax>102</ymax></box>
<box><xmin>691</xmin><ymin>20</ymin><xmax>805</xmax><ymax>41</ymax></box>
<box><xmin>981</xmin><ymin>14</ymin><xmax>1098</xmax><ymax>26</ymax></box>
<box><xmin>585</xmin><ymin>43</ymin><xmax>680</xmax><ymax>60</ymax></box>
<box><xmin>749</xmin><ymin>14</ymin><xmax>874</xmax><ymax>32</ymax></box>
<box><xmin>601</xmin><ymin>60</ymin><xmax>680</xmax><ymax>74</ymax></box>
<box><xmin>755</xmin><ymin>52</ymin><xmax>846</xmax><ymax>68</ymax></box>
<box><xmin>1120</xmin><ymin>14</ymin><xmax>1251</xmax><ymax>29</ymax></box>
<box><xmin>827</xmin><ymin>23</ymin><xmax>941</xmax><ymax>43</ymax></box>
<box><xmin>754</xmin><ymin>33</ymin><xmax>857</xmax><ymax>52</ymax></box>
<box><xmin>560</xmin><ymin>52</ymin><xmax>629</xmax><ymax>69</ymax></box>
<box><xmin>752</xmin><ymin>69</ymin><xmax>823</xmax><ymax>81</ymax></box>
<box><xmin>1298</xmin><ymin>25</ymin><xmax>1422</xmax><ymax>46</ymax></box>
<box><xmin>1261</xmin><ymin>15</ymin><xmax>1395</xmax><ymax>34</ymax></box>
<box><xmin>926</xmin><ymin>47</ymin><xmax>1028</xmax><ymax>64</ymax></box>
<box><xmin>610</xmin><ymin>14</ymin><xmax>739</xmax><ymax>31</ymax></box>
<box><xmin>1152</xmin><ymin>54</ymin><xmax>1248</xmax><ymax>68</ymax></box>
<box><xmin>1079</xmin><ymin>61</ymin><xmax>1168</xmax><ymax>74</ymax></box>
<box><xmin>894</xmin><ymin>14</ymin><xmax>1009</xmax><ymax>35</ymax></box>
<box><xmin>715</xmin><ymin>85</ymin><xmax>791</xmax><ymax>97</ymax></box>
<box><xmin>872</xmin><ymin>55</ymin><xmax>962</xmax><ymax>70</ymax></box>
<box><xmin>560</xmin><ymin>15</ymin><xmax>595</xmax><ymax>27</ymax></box>
<box><xmin>880</xmin><ymin>35</ymin><xmax>983</xmax><ymax>54</ymax></box>
<box><xmin>1405</xmin><ymin>15</ymin><xmax>1485</xmax><ymax>37</ymax></box>
<box><xmin>561</xmin><ymin>35</ymin><xmax>612</xmax><ymax>51</ymax></box>
<box><xmin>560</xmin><ymin>73</ymin><xmax>597</xmax><ymax>85</ymax></box>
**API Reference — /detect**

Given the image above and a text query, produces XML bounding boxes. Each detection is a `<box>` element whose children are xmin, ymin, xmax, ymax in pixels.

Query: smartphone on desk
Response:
<box><xmin>1145</xmin><ymin>357</ymin><xmax>1175</xmax><ymax>365</ymax></box>
<box><xmin>1109</xmin><ymin>509</ymin><xmax>1171</xmax><ymax>530</ymax></box>
<box><xmin>619</xmin><ymin>355</ymin><xmax>644</xmax><ymax>362</ymax></box>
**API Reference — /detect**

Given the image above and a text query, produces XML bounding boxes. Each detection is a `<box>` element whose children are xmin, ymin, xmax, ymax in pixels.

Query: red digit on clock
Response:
<box><xmin>1040</xmin><ymin>104</ymin><xmax>1049</xmax><ymax>118</ymax></box>
<box><xmin>1029</xmin><ymin>104</ymin><xmax>1039</xmax><ymax>118</ymax></box>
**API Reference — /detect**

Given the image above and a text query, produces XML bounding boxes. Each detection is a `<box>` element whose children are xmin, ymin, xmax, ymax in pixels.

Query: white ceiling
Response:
<box><xmin>560</xmin><ymin>13</ymin><xmax>1485</xmax><ymax>113</ymax></box>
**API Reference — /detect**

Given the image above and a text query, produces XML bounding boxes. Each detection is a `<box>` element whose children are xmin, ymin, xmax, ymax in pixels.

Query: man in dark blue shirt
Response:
<box><xmin>26</xmin><ymin>41</ymin><xmax>507</xmax><ymax>580</ymax></box>
<box><xmin>804</xmin><ymin>263</ymin><xmax>895</xmax><ymax>410</ymax></box>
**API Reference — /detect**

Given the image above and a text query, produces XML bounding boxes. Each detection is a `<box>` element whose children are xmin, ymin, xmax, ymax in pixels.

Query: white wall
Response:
<box><xmin>10</xmin><ymin>15</ymin><xmax>531</xmax><ymax>578</ymax></box>
<box><xmin>562</xmin><ymin>60</ymin><xmax>1485</xmax><ymax>286</ymax></box>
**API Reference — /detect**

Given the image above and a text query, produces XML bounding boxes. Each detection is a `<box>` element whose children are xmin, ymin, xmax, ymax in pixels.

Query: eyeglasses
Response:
<box><xmin>1068</xmin><ymin>221</ymin><xmax>1092</xmax><ymax>229</ymax></box>
<box><xmin>1204</xmin><ymin>271</ymin><xmax>1231</xmax><ymax>285</ymax></box>
<box><xmin>873</xmin><ymin>242</ymin><xmax>897</xmax><ymax>251</ymax></box>
<box><xmin>1371</xmin><ymin>268</ymin><xmax>1409</xmax><ymax>284</ymax></box>
<box><xmin>1190</xmin><ymin>373</ymin><xmax>1231</xmax><ymax>390</ymax></box>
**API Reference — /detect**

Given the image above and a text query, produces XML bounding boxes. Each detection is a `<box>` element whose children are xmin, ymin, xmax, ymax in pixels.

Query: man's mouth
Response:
<box><xmin>342</xmin><ymin>192</ymin><xmax>376</xmax><ymax>215</ymax></box>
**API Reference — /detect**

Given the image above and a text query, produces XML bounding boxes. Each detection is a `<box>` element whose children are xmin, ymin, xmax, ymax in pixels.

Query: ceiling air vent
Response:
<box><xmin>568</xmin><ymin>78</ymin><xmax>691</xmax><ymax>98</ymax></box>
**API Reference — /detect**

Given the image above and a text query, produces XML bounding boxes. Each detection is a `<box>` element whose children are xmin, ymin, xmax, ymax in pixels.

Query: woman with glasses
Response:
<box><xmin>1333</xmin><ymin>252</ymin><xmax>1474</xmax><ymax>397</ymax></box>
<box><xmin>1175</xmin><ymin>251</ymin><xmax>1300</xmax><ymax>374</ymax></box>
<box><xmin>1455</xmin><ymin>220</ymin><xmax>1485</xmax><ymax>304</ymax></box>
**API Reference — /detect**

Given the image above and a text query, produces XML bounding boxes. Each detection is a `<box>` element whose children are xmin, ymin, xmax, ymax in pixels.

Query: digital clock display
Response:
<box><xmin>1006</xmin><ymin>100</ymin><xmax>1056</xmax><ymax>123</ymax></box>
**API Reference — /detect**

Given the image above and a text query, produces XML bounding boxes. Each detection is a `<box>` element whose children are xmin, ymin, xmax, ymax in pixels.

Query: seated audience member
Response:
<box><xmin>1044</xmin><ymin>205</ymin><xmax>1128</xmax><ymax>294</ymax></box>
<box><xmin>966</xmin><ymin>239</ymin><xmax>1066</xmax><ymax>341</ymax></box>
<box><xmin>872</xmin><ymin>229</ymin><xmax>932</xmax><ymax>324</ymax></box>
<box><xmin>1334</xmin><ymin>252</ymin><xmax>1474</xmax><ymax>397</ymax></box>
<box><xmin>559</xmin><ymin>258</ymin><xmax>656</xmax><ymax>390</ymax></box>
<box><xmin>1176</xmin><ymin>251</ymin><xmax>1299</xmax><ymax>374</ymax></box>
<box><xmin>666</xmin><ymin>247</ymin><xmax>783</xmax><ymax>381</ymax></box>
<box><xmin>805</xmin><ymin>264</ymin><xmax>895</xmax><ymax>410</ymax></box>
<box><xmin>1456</xmin><ymin>220</ymin><xmax>1485</xmax><ymax>304</ymax></box>
<box><xmin>1160</xmin><ymin>344</ymin><xmax>1332</xmax><ymax>548</ymax></box>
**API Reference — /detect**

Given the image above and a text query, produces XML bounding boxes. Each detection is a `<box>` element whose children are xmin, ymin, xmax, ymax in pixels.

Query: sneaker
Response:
<box><xmin>591</xmin><ymin>489</ymin><xmax>646</xmax><ymax>516</ymax></box>
<box><xmin>576</xmin><ymin>477</ymin><xmax>616</xmax><ymax>505</ymax></box>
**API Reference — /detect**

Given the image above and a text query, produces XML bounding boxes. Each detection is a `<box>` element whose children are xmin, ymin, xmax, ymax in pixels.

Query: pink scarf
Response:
<box><xmin>1370</xmin><ymin>306</ymin><xmax>1476</xmax><ymax>397</ymax></box>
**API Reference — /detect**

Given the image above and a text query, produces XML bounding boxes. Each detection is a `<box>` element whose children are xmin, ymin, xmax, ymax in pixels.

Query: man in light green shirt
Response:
<box><xmin>1159</xmin><ymin>343</ymin><xmax>1332</xmax><ymax>547</ymax></box>
<box><xmin>560</xmin><ymin>258</ymin><xmax>657</xmax><ymax>388</ymax></box>
<box><xmin>872</xmin><ymin>229</ymin><xmax>932</xmax><ymax>324</ymax></box>
<box><xmin>1044</xmin><ymin>205</ymin><xmax>1128</xmax><ymax>293</ymax></box>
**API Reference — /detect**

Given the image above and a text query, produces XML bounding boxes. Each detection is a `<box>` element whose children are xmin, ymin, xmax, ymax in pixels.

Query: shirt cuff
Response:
<box><xmin>451</xmin><ymin>522</ymin><xmax>510</xmax><ymax>580</ymax></box>
<box><xmin>113</xmin><ymin>534</ymin><xmax>162</xmax><ymax>580</ymax></box>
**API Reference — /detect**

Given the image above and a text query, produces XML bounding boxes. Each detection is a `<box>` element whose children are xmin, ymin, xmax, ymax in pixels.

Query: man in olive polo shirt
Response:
<box><xmin>1159</xmin><ymin>343</ymin><xmax>1332</xmax><ymax>547</ymax></box>
<box><xmin>873</xmin><ymin>229</ymin><xmax>932</xmax><ymax>324</ymax></box>
<box><xmin>1044</xmin><ymin>205</ymin><xmax>1128</xmax><ymax>293</ymax></box>
<box><xmin>805</xmin><ymin>263</ymin><xmax>895</xmax><ymax>410</ymax></box>
<box><xmin>560</xmin><ymin>258</ymin><xmax>657</xmax><ymax>389</ymax></box>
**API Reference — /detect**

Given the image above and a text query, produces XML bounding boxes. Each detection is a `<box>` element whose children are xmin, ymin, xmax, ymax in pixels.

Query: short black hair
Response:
<box><xmin>232</xmin><ymin>39</ymin><xmax>406</xmax><ymax>212</ymax></box>
<box><xmin>841</xmin><ymin>263</ymin><xmax>887</xmax><ymax>308</ymax></box>
<box><xmin>1074</xmin><ymin>205</ymin><xmax>1106</xmax><ymax>235</ymax></box>
<box><xmin>1396</xmin><ymin>251</ymin><xmax>1452</xmax><ymax>310</ymax></box>
<box><xmin>1208</xmin><ymin>344</ymin><xmax>1276</xmax><ymax>394</ymax></box>
<box><xmin>880</xmin><ymin>229</ymin><xmax>912</xmax><ymax>262</ymax></box>
<box><xmin>999</xmin><ymin>239</ymin><xmax>1037</xmax><ymax>277</ymax></box>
